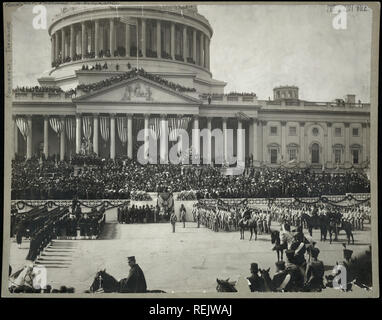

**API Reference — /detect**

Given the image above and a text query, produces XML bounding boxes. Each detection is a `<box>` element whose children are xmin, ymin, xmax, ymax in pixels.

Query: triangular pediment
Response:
<box><xmin>74</xmin><ymin>76</ymin><xmax>201</xmax><ymax>104</ymax></box>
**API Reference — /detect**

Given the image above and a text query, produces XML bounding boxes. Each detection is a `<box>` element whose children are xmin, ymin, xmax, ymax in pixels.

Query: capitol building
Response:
<box><xmin>12</xmin><ymin>5</ymin><xmax>371</xmax><ymax>170</ymax></box>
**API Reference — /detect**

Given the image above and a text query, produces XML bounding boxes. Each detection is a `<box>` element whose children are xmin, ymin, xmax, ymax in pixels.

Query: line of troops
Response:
<box><xmin>271</xmin><ymin>203</ymin><xmax>371</xmax><ymax>230</ymax></box>
<box><xmin>191</xmin><ymin>203</ymin><xmax>273</xmax><ymax>233</ymax></box>
<box><xmin>117</xmin><ymin>204</ymin><xmax>159</xmax><ymax>224</ymax></box>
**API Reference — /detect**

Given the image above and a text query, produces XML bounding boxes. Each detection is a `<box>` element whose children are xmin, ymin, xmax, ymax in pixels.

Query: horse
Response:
<box><xmin>258</xmin><ymin>268</ymin><xmax>274</xmax><ymax>292</ymax></box>
<box><xmin>88</xmin><ymin>269</ymin><xmax>166</xmax><ymax>293</ymax></box>
<box><xmin>216</xmin><ymin>278</ymin><xmax>237</xmax><ymax>292</ymax></box>
<box><xmin>327</xmin><ymin>212</ymin><xmax>354</xmax><ymax>245</ymax></box>
<box><xmin>338</xmin><ymin>220</ymin><xmax>355</xmax><ymax>245</ymax></box>
<box><xmin>238</xmin><ymin>217</ymin><xmax>257</xmax><ymax>241</ymax></box>
<box><xmin>270</xmin><ymin>230</ymin><xmax>287</xmax><ymax>261</ymax></box>
<box><xmin>301</xmin><ymin>213</ymin><xmax>321</xmax><ymax>237</ymax></box>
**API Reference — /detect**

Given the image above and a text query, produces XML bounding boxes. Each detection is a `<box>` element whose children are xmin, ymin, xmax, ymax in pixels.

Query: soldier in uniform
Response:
<box><xmin>119</xmin><ymin>256</ymin><xmax>147</xmax><ymax>293</ymax></box>
<box><xmin>170</xmin><ymin>212</ymin><xmax>177</xmax><ymax>233</ymax></box>
<box><xmin>180</xmin><ymin>204</ymin><xmax>187</xmax><ymax>228</ymax></box>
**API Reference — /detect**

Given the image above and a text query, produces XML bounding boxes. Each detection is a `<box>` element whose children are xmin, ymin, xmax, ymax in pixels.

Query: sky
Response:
<box><xmin>11</xmin><ymin>4</ymin><xmax>373</xmax><ymax>102</ymax></box>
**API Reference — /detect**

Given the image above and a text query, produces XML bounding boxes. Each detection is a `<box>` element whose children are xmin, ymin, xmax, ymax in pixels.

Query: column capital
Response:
<box><xmin>222</xmin><ymin>117</ymin><xmax>228</xmax><ymax>122</ymax></box>
<box><xmin>43</xmin><ymin>114</ymin><xmax>50</xmax><ymax>120</ymax></box>
<box><xmin>326</xmin><ymin>122</ymin><xmax>332</xmax><ymax>127</ymax></box>
<box><xmin>361</xmin><ymin>122</ymin><xmax>367</xmax><ymax>128</ymax></box>
<box><xmin>93</xmin><ymin>113</ymin><xmax>99</xmax><ymax>117</ymax></box>
<box><xmin>26</xmin><ymin>114</ymin><xmax>33</xmax><ymax>120</ymax></box>
<box><xmin>75</xmin><ymin>113</ymin><xmax>82</xmax><ymax>119</ymax></box>
<box><xmin>280</xmin><ymin>120</ymin><xmax>287</xmax><ymax>126</ymax></box>
<box><xmin>144</xmin><ymin>113</ymin><xmax>151</xmax><ymax>119</ymax></box>
<box><xmin>127</xmin><ymin>113</ymin><xmax>133</xmax><ymax>118</ymax></box>
<box><xmin>261</xmin><ymin>120</ymin><xmax>267</xmax><ymax>126</ymax></box>
<box><xmin>344</xmin><ymin>122</ymin><xmax>350</xmax><ymax>128</ymax></box>
<box><xmin>160</xmin><ymin>113</ymin><xmax>167</xmax><ymax>119</ymax></box>
<box><xmin>110</xmin><ymin>113</ymin><xmax>116</xmax><ymax>118</ymax></box>
<box><xmin>299</xmin><ymin>121</ymin><xmax>305</xmax><ymax>126</ymax></box>
<box><xmin>205</xmin><ymin>116</ymin><xmax>213</xmax><ymax>121</ymax></box>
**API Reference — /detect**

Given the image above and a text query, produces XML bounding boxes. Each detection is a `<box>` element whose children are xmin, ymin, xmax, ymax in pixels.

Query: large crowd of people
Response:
<box><xmin>11</xmin><ymin>155</ymin><xmax>370</xmax><ymax>200</ymax></box>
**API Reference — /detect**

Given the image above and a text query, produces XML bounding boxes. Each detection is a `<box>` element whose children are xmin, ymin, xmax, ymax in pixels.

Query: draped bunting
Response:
<box><xmin>100</xmin><ymin>116</ymin><xmax>110</xmax><ymax>142</ymax></box>
<box><xmin>149</xmin><ymin>118</ymin><xmax>162</xmax><ymax>140</ymax></box>
<box><xmin>168</xmin><ymin>117</ymin><xmax>191</xmax><ymax>141</ymax></box>
<box><xmin>65</xmin><ymin>117</ymin><xmax>76</xmax><ymax>142</ymax></box>
<box><xmin>82</xmin><ymin>116</ymin><xmax>92</xmax><ymax>141</ymax></box>
<box><xmin>49</xmin><ymin>117</ymin><xmax>65</xmax><ymax>136</ymax></box>
<box><xmin>16</xmin><ymin>117</ymin><xmax>29</xmax><ymax>140</ymax></box>
<box><xmin>117</xmin><ymin>117</ymin><xmax>128</xmax><ymax>144</ymax></box>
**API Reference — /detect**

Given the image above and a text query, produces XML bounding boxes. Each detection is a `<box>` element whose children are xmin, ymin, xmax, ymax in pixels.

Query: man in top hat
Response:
<box><xmin>247</xmin><ymin>263</ymin><xmax>263</xmax><ymax>292</ymax></box>
<box><xmin>120</xmin><ymin>256</ymin><xmax>147</xmax><ymax>293</ymax></box>
<box><xmin>304</xmin><ymin>247</ymin><xmax>325</xmax><ymax>291</ymax></box>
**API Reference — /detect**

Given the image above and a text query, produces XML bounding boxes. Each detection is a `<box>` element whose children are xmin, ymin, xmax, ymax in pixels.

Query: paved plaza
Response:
<box><xmin>9</xmin><ymin>221</ymin><xmax>371</xmax><ymax>293</ymax></box>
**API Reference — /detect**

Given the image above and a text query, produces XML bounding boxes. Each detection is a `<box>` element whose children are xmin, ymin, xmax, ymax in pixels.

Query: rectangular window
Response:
<box><xmin>289</xmin><ymin>126</ymin><xmax>297</xmax><ymax>136</ymax></box>
<box><xmin>270</xmin><ymin>126</ymin><xmax>278</xmax><ymax>136</ymax></box>
<box><xmin>270</xmin><ymin>149</ymin><xmax>278</xmax><ymax>164</ymax></box>
<box><xmin>352</xmin><ymin>150</ymin><xmax>359</xmax><ymax>164</ymax></box>
<box><xmin>335</xmin><ymin>127</ymin><xmax>342</xmax><ymax>137</ymax></box>
<box><xmin>334</xmin><ymin>149</ymin><xmax>341</xmax><ymax>164</ymax></box>
<box><xmin>289</xmin><ymin>149</ymin><xmax>297</xmax><ymax>161</ymax></box>
<box><xmin>352</xmin><ymin>128</ymin><xmax>359</xmax><ymax>136</ymax></box>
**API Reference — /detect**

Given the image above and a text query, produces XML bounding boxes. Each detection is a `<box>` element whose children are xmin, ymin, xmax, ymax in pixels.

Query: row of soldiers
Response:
<box><xmin>271</xmin><ymin>203</ymin><xmax>371</xmax><ymax>231</ymax></box>
<box><xmin>117</xmin><ymin>205</ymin><xmax>158</xmax><ymax>224</ymax></box>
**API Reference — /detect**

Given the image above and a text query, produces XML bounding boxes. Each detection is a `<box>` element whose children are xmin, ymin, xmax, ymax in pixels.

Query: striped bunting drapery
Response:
<box><xmin>168</xmin><ymin>117</ymin><xmax>191</xmax><ymax>141</ymax></box>
<box><xmin>82</xmin><ymin>116</ymin><xmax>92</xmax><ymax>141</ymax></box>
<box><xmin>16</xmin><ymin>117</ymin><xmax>29</xmax><ymax>140</ymax></box>
<box><xmin>117</xmin><ymin>117</ymin><xmax>128</xmax><ymax>145</ymax></box>
<box><xmin>65</xmin><ymin>118</ymin><xmax>76</xmax><ymax>142</ymax></box>
<box><xmin>149</xmin><ymin>117</ymin><xmax>162</xmax><ymax>140</ymax></box>
<box><xmin>100</xmin><ymin>116</ymin><xmax>110</xmax><ymax>142</ymax></box>
<box><xmin>49</xmin><ymin>117</ymin><xmax>65</xmax><ymax>135</ymax></box>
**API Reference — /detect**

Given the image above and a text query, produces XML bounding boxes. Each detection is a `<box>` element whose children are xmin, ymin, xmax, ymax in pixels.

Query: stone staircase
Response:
<box><xmin>34</xmin><ymin>240</ymin><xmax>78</xmax><ymax>269</ymax></box>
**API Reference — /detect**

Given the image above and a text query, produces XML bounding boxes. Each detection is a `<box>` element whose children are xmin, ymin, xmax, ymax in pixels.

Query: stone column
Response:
<box><xmin>26</xmin><ymin>116</ymin><xmax>33</xmax><ymax>159</ymax></box>
<box><xmin>100</xmin><ymin>22</ymin><xmax>104</xmax><ymax>51</ymax></box>
<box><xmin>262</xmin><ymin>121</ymin><xmax>267</xmax><ymax>163</ymax></box>
<box><xmin>156</xmin><ymin>20</ymin><xmax>161</xmax><ymax>58</ymax></box>
<box><xmin>93</xmin><ymin>114</ymin><xmax>99</xmax><ymax>155</ymax></box>
<box><xmin>54</xmin><ymin>32</ymin><xmax>59</xmax><ymax>61</ymax></box>
<box><xmin>183</xmin><ymin>25</ymin><xmax>187</xmax><ymax>62</ymax></box>
<box><xmin>12</xmin><ymin>116</ymin><xmax>18</xmax><ymax>159</ymax></box>
<box><xmin>127</xmin><ymin>114</ymin><xmax>133</xmax><ymax>159</ymax></box>
<box><xmin>170</xmin><ymin>22</ymin><xmax>175</xmax><ymax>59</ymax></box>
<box><xmin>70</xmin><ymin>25</ymin><xmax>75</xmax><ymax>58</ymax></box>
<box><xmin>76</xmin><ymin>114</ymin><xmax>82</xmax><ymax>154</ymax></box>
<box><xmin>125</xmin><ymin>22</ymin><xmax>130</xmax><ymax>57</ymax></box>
<box><xmin>160</xmin><ymin>114</ymin><xmax>168</xmax><ymax>164</ymax></box>
<box><xmin>43</xmin><ymin>115</ymin><xmax>49</xmax><ymax>159</ymax></box>
<box><xmin>192</xmin><ymin>29</ymin><xmax>197</xmax><ymax>63</ymax></box>
<box><xmin>110</xmin><ymin>114</ymin><xmax>116</xmax><ymax>159</ymax></box>
<box><xmin>299</xmin><ymin>122</ymin><xmax>305</xmax><ymax>163</ymax></box>
<box><xmin>206</xmin><ymin>36</ymin><xmax>210</xmax><ymax>70</ymax></box>
<box><xmin>252</xmin><ymin>118</ymin><xmax>258</xmax><ymax>162</ymax></box>
<box><xmin>222</xmin><ymin>117</ymin><xmax>228</xmax><ymax>164</ymax></box>
<box><xmin>81</xmin><ymin>22</ymin><xmax>86</xmax><ymax>56</ymax></box>
<box><xmin>200</xmin><ymin>33</ymin><xmax>204</xmax><ymax>67</ymax></box>
<box><xmin>362</xmin><ymin>123</ymin><xmax>367</xmax><ymax>162</ymax></box>
<box><xmin>109</xmin><ymin>19</ymin><xmax>115</xmax><ymax>54</ymax></box>
<box><xmin>94</xmin><ymin>20</ymin><xmax>99</xmax><ymax>58</ymax></box>
<box><xmin>281</xmin><ymin>121</ymin><xmax>286</xmax><ymax>162</ymax></box>
<box><xmin>60</xmin><ymin>117</ymin><xmax>66</xmax><ymax>161</ymax></box>
<box><xmin>327</xmin><ymin>122</ymin><xmax>332</xmax><ymax>165</ymax></box>
<box><xmin>61</xmin><ymin>28</ymin><xmax>65</xmax><ymax>58</ymax></box>
<box><xmin>344</xmin><ymin>122</ymin><xmax>350</xmax><ymax>164</ymax></box>
<box><xmin>51</xmin><ymin>36</ymin><xmax>55</xmax><ymax>64</ymax></box>
<box><xmin>366</xmin><ymin>122</ymin><xmax>370</xmax><ymax>162</ymax></box>
<box><xmin>237</xmin><ymin>119</ymin><xmax>244</xmax><ymax>166</ymax></box>
<box><xmin>141</xmin><ymin>18</ymin><xmax>146</xmax><ymax>57</ymax></box>
<box><xmin>257</xmin><ymin>120</ymin><xmax>263</xmax><ymax>164</ymax></box>
<box><xmin>192</xmin><ymin>115</ymin><xmax>200</xmax><ymax>163</ymax></box>
<box><xmin>144</xmin><ymin>114</ymin><xmax>150</xmax><ymax>161</ymax></box>
<box><xmin>204</xmin><ymin>117</ymin><xmax>212</xmax><ymax>165</ymax></box>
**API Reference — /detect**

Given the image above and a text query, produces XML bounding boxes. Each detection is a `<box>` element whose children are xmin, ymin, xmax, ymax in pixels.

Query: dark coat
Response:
<box><xmin>120</xmin><ymin>264</ymin><xmax>147</xmax><ymax>293</ymax></box>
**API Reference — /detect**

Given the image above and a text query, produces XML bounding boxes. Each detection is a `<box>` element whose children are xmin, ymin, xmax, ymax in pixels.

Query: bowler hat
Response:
<box><xmin>250</xmin><ymin>263</ymin><xmax>258</xmax><ymax>272</ymax></box>
<box><xmin>127</xmin><ymin>256</ymin><xmax>135</xmax><ymax>261</ymax></box>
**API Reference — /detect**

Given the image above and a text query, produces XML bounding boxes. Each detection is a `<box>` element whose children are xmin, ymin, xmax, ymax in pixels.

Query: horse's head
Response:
<box><xmin>216</xmin><ymin>278</ymin><xmax>237</xmax><ymax>292</ymax></box>
<box><xmin>89</xmin><ymin>269</ymin><xmax>106</xmax><ymax>292</ymax></box>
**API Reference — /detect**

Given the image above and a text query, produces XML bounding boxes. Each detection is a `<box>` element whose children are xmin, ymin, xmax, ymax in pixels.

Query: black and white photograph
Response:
<box><xmin>2</xmin><ymin>2</ymin><xmax>379</xmax><ymax>298</ymax></box>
